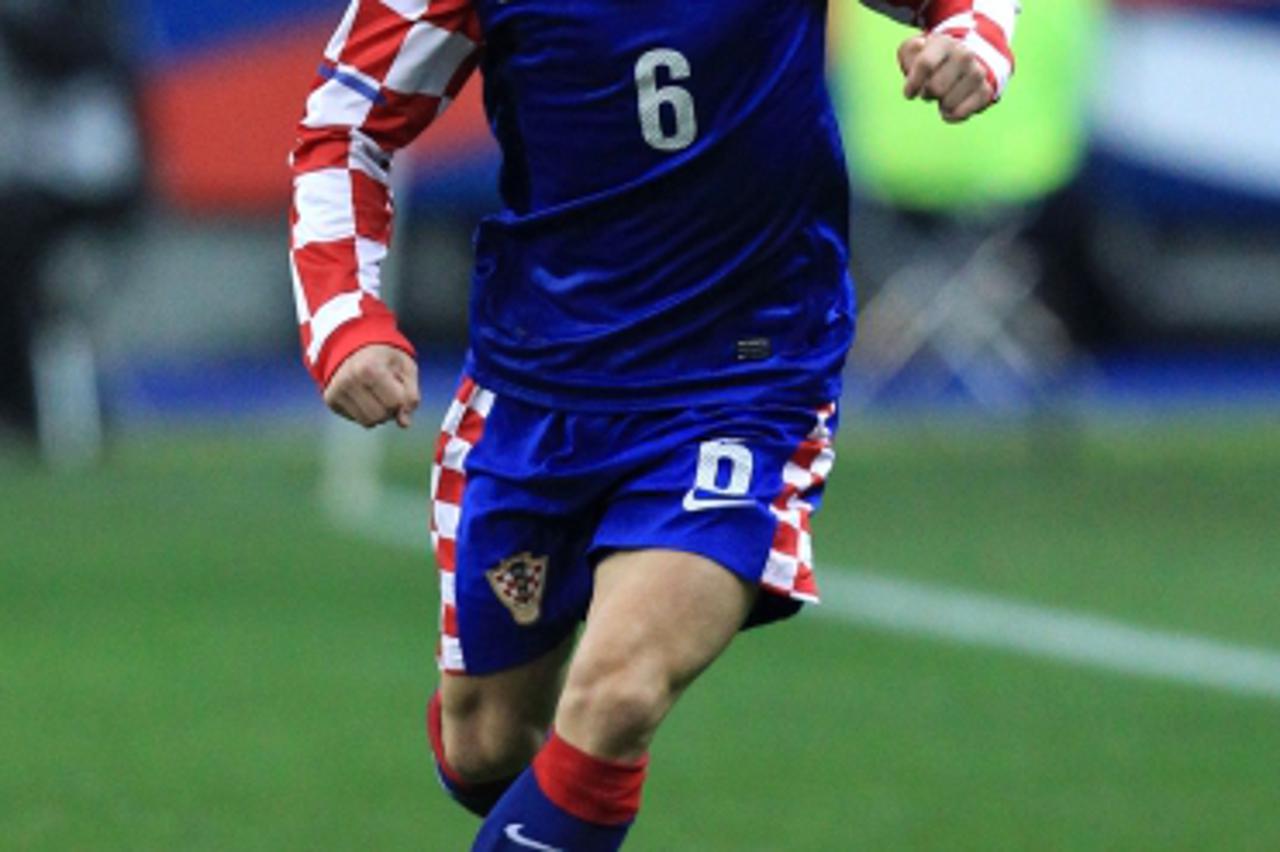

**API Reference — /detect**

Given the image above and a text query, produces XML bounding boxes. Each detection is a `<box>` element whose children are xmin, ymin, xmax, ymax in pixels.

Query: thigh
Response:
<box><xmin>440</xmin><ymin>635</ymin><xmax>574</xmax><ymax>719</ymax></box>
<box><xmin>556</xmin><ymin>548</ymin><xmax>757</xmax><ymax>758</ymax></box>
<box><xmin>438</xmin><ymin>633</ymin><xmax>574</xmax><ymax>775</ymax></box>
<box><xmin>586</xmin><ymin>548</ymin><xmax>756</xmax><ymax>689</ymax></box>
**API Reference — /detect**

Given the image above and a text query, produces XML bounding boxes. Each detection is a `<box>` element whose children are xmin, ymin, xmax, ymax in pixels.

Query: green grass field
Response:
<box><xmin>4</xmin><ymin>413</ymin><xmax>1279</xmax><ymax>850</ymax></box>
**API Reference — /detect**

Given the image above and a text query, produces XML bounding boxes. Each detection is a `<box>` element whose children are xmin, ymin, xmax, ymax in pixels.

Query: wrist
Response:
<box><xmin>927</xmin><ymin>1</ymin><xmax>1018</xmax><ymax>99</ymax></box>
<box><xmin>309</xmin><ymin>312</ymin><xmax>415</xmax><ymax>389</ymax></box>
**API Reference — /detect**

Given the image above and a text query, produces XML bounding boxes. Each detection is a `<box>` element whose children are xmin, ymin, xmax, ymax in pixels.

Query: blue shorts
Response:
<box><xmin>430</xmin><ymin>375</ymin><xmax>838</xmax><ymax>675</ymax></box>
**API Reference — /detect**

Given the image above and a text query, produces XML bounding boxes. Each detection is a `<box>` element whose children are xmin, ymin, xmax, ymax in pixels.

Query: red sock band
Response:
<box><xmin>427</xmin><ymin>691</ymin><xmax>468</xmax><ymax>786</ymax></box>
<box><xmin>532</xmin><ymin>731</ymin><xmax>649</xmax><ymax>827</ymax></box>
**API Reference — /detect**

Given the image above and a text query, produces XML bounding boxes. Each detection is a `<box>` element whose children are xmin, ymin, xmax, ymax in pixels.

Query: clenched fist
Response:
<box><xmin>898</xmin><ymin>34</ymin><xmax>996</xmax><ymax>124</ymax></box>
<box><xmin>324</xmin><ymin>344</ymin><xmax>420</xmax><ymax>429</ymax></box>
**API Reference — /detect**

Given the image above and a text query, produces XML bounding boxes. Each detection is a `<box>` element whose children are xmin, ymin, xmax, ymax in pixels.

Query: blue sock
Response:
<box><xmin>471</xmin><ymin>731</ymin><xmax>648</xmax><ymax>851</ymax></box>
<box><xmin>428</xmin><ymin>692</ymin><xmax>518</xmax><ymax>817</ymax></box>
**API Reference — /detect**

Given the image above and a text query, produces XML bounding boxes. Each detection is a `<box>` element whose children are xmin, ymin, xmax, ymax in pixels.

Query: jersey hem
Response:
<box><xmin>466</xmin><ymin>359</ymin><xmax>845</xmax><ymax>415</ymax></box>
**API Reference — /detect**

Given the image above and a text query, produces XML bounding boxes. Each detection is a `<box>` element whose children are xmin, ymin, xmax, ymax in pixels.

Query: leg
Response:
<box><xmin>427</xmin><ymin>377</ymin><xmax>587</xmax><ymax>815</ymax></box>
<box><xmin>429</xmin><ymin>635</ymin><xmax>573</xmax><ymax>816</ymax></box>
<box><xmin>556</xmin><ymin>548</ymin><xmax>756</xmax><ymax>760</ymax></box>
<box><xmin>473</xmin><ymin>549</ymin><xmax>755</xmax><ymax>850</ymax></box>
<box><xmin>437</xmin><ymin>634</ymin><xmax>574</xmax><ymax>781</ymax></box>
<box><xmin>453</xmin><ymin>391</ymin><xmax>836</xmax><ymax>849</ymax></box>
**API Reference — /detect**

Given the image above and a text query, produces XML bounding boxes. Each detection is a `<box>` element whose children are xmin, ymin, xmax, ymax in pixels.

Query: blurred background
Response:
<box><xmin>3</xmin><ymin>1</ymin><xmax>1278</xmax><ymax>849</ymax></box>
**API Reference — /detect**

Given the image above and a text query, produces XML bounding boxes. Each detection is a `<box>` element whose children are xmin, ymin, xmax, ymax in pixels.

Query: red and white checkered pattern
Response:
<box><xmin>430</xmin><ymin>375</ymin><xmax>495</xmax><ymax>673</ymax></box>
<box><xmin>490</xmin><ymin>559</ymin><xmax>545</xmax><ymax>607</ymax></box>
<box><xmin>859</xmin><ymin>0</ymin><xmax>1019</xmax><ymax>97</ymax></box>
<box><xmin>761</xmin><ymin>403</ymin><xmax>837</xmax><ymax>603</ymax></box>
<box><xmin>486</xmin><ymin>554</ymin><xmax>548</xmax><ymax>625</ymax></box>
<box><xmin>290</xmin><ymin>0</ymin><xmax>481</xmax><ymax>389</ymax></box>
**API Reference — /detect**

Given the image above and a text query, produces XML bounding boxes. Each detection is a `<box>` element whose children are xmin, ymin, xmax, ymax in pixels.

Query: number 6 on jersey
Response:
<box><xmin>634</xmin><ymin>48</ymin><xmax>698</xmax><ymax>152</ymax></box>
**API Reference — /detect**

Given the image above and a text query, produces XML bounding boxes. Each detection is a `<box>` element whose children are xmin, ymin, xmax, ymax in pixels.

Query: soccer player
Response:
<box><xmin>290</xmin><ymin>1</ymin><xmax>1018</xmax><ymax>848</ymax></box>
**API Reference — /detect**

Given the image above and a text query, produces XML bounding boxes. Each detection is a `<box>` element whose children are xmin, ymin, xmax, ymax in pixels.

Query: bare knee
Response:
<box><xmin>556</xmin><ymin>652</ymin><xmax>676</xmax><ymax>760</ymax></box>
<box><xmin>442</xmin><ymin>698</ymin><xmax>544</xmax><ymax>783</ymax></box>
<box><xmin>553</xmin><ymin>551</ymin><xmax>755</xmax><ymax>760</ymax></box>
<box><xmin>435</xmin><ymin>639</ymin><xmax>571</xmax><ymax>783</ymax></box>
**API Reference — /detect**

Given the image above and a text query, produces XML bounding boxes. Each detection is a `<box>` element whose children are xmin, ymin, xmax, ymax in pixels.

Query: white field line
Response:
<box><xmin>339</xmin><ymin>485</ymin><xmax>1280</xmax><ymax>702</ymax></box>
<box><xmin>815</xmin><ymin>571</ymin><xmax>1280</xmax><ymax>701</ymax></box>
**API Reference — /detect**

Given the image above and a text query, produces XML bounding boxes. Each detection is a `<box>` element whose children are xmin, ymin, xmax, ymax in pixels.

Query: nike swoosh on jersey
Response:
<box><xmin>681</xmin><ymin>489</ymin><xmax>756</xmax><ymax>512</ymax></box>
<box><xmin>503</xmin><ymin>823</ymin><xmax>563</xmax><ymax>852</ymax></box>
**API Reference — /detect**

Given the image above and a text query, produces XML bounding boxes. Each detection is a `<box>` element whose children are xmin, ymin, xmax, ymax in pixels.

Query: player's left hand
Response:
<box><xmin>898</xmin><ymin>34</ymin><xmax>995</xmax><ymax>124</ymax></box>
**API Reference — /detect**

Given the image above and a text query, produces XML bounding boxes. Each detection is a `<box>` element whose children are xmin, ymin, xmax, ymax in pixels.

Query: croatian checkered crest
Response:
<box><xmin>485</xmin><ymin>552</ymin><xmax>548</xmax><ymax>626</ymax></box>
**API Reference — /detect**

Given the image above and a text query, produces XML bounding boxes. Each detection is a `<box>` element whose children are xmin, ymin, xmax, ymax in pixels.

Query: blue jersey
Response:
<box><xmin>291</xmin><ymin>0</ymin><xmax>859</xmax><ymax>409</ymax></box>
<box><xmin>466</xmin><ymin>0</ymin><xmax>854</xmax><ymax>410</ymax></box>
<box><xmin>292</xmin><ymin>1</ymin><xmax>1015</xmax><ymax>403</ymax></box>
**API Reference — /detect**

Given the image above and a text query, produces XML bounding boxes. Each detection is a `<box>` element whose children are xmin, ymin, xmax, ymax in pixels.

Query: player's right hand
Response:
<box><xmin>323</xmin><ymin>344</ymin><xmax>420</xmax><ymax>429</ymax></box>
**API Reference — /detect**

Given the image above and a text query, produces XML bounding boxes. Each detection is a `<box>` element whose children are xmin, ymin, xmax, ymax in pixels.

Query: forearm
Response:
<box><xmin>289</xmin><ymin>0</ymin><xmax>481</xmax><ymax>388</ymax></box>
<box><xmin>290</xmin><ymin>124</ymin><xmax>408</xmax><ymax>388</ymax></box>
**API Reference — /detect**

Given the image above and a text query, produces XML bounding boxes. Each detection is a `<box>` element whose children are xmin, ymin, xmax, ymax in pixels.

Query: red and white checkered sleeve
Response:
<box><xmin>289</xmin><ymin>0</ymin><xmax>481</xmax><ymax>389</ymax></box>
<box><xmin>858</xmin><ymin>0</ymin><xmax>1019</xmax><ymax>98</ymax></box>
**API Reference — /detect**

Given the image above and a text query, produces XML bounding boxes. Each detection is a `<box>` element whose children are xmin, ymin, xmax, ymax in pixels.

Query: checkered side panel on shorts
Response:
<box><xmin>430</xmin><ymin>375</ymin><xmax>495</xmax><ymax>674</ymax></box>
<box><xmin>761</xmin><ymin>403</ymin><xmax>837</xmax><ymax>603</ymax></box>
<box><xmin>289</xmin><ymin>0</ymin><xmax>481</xmax><ymax>387</ymax></box>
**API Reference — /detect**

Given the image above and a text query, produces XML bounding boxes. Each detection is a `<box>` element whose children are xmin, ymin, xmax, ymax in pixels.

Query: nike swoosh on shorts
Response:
<box><xmin>681</xmin><ymin>489</ymin><xmax>756</xmax><ymax>512</ymax></box>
